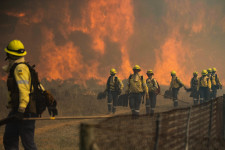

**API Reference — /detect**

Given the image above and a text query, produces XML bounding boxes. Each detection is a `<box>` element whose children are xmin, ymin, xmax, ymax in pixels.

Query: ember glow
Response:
<box><xmin>0</xmin><ymin>0</ymin><xmax>225</xmax><ymax>86</ymax></box>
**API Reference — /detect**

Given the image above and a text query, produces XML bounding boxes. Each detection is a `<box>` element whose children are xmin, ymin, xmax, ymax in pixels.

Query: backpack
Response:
<box><xmin>154</xmin><ymin>79</ymin><xmax>161</xmax><ymax>95</ymax></box>
<box><xmin>12</xmin><ymin>62</ymin><xmax>56</xmax><ymax>116</ymax></box>
<box><xmin>107</xmin><ymin>76</ymin><xmax>121</xmax><ymax>95</ymax></box>
<box><xmin>128</xmin><ymin>74</ymin><xmax>145</xmax><ymax>95</ymax></box>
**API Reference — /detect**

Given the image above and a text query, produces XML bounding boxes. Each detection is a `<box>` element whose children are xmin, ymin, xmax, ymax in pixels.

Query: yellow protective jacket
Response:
<box><xmin>211</xmin><ymin>74</ymin><xmax>222</xmax><ymax>86</ymax></box>
<box><xmin>106</xmin><ymin>75</ymin><xmax>124</xmax><ymax>92</ymax></box>
<box><xmin>146</xmin><ymin>77</ymin><xmax>158</xmax><ymax>93</ymax></box>
<box><xmin>127</xmin><ymin>73</ymin><xmax>148</xmax><ymax>94</ymax></box>
<box><xmin>7</xmin><ymin>57</ymin><xmax>31</xmax><ymax>111</ymax></box>
<box><xmin>169</xmin><ymin>76</ymin><xmax>183</xmax><ymax>89</ymax></box>
<box><xmin>197</xmin><ymin>76</ymin><xmax>211</xmax><ymax>90</ymax></box>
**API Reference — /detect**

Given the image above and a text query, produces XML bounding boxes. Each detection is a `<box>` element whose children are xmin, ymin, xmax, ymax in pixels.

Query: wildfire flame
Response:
<box><xmin>37</xmin><ymin>0</ymin><xmax>134</xmax><ymax>85</ymax></box>
<box><xmin>1</xmin><ymin>0</ymin><xmax>225</xmax><ymax>87</ymax></box>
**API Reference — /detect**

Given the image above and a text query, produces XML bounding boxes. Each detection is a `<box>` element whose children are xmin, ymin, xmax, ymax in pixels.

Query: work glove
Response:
<box><xmin>13</xmin><ymin>112</ymin><xmax>24</xmax><ymax>120</ymax></box>
<box><xmin>48</xmin><ymin>101</ymin><xmax>58</xmax><ymax>117</ymax></box>
<box><xmin>220</xmin><ymin>85</ymin><xmax>223</xmax><ymax>89</ymax></box>
<box><xmin>44</xmin><ymin>90</ymin><xmax>55</xmax><ymax>106</ymax></box>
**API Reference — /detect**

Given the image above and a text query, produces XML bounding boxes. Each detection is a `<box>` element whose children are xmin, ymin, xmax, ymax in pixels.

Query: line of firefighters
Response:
<box><xmin>105</xmin><ymin>65</ymin><xmax>223</xmax><ymax>117</ymax></box>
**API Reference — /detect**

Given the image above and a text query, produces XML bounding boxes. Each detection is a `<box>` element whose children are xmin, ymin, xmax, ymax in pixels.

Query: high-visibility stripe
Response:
<box><xmin>17</xmin><ymin>80</ymin><xmax>29</xmax><ymax>84</ymax></box>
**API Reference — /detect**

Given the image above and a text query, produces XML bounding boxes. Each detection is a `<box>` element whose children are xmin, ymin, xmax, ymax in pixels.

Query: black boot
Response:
<box><xmin>146</xmin><ymin>107</ymin><xmax>150</xmax><ymax>115</ymax></box>
<box><xmin>150</xmin><ymin>109</ymin><xmax>154</xmax><ymax>116</ymax></box>
<box><xmin>112</xmin><ymin>107</ymin><xmax>116</xmax><ymax>114</ymax></box>
<box><xmin>108</xmin><ymin>104</ymin><xmax>112</xmax><ymax>114</ymax></box>
<box><xmin>174</xmin><ymin>100</ymin><xmax>178</xmax><ymax>107</ymax></box>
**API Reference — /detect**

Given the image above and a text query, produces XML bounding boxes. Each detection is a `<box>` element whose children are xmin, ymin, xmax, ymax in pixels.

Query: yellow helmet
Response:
<box><xmin>212</xmin><ymin>67</ymin><xmax>217</xmax><ymax>72</ymax></box>
<box><xmin>146</xmin><ymin>70</ymin><xmax>154</xmax><ymax>75</ymax></box>
<box><xmin>110</xmin><ymin>68</ymin><xmax>117</xmax><ymax>75</ymax></box>
<box><xmin>4</xmin><ymin>40</ymin><xmax>27</xmax><ymax>56</ymax></box>
<box><xmin>133</xmin><ymin>65</ymin><xmax>141</xmax><ymax>70</ymax></box>
<box><xmin>193</xmin><ymin>71</ymin><xmax>198</xmax><ymax>76</ymax></box>
<box><xmin>171</xmin><ymin>71</ymin><xmax>176</xmax><ymax>76</ymax></box>
<box><xmin>207</xmin><ymin>68</ymin><xmax>212</xmax><ymax>73</ymax></box>
<box><xmin>201</xmin><ymin>70</ymin><xmax>208</xmax><ymax>76</ymax></box>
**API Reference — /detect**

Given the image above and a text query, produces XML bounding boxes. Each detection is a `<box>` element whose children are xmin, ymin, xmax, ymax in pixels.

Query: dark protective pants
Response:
<box><xmin>129</xmin><ymin>93</ymin><xmax>142</xmax><ymax>116</ymax></box>
<box><xmin>3</xmin><ymin>112</ymin><xmax>37</xmax><ymax>150</ymax></box>
<box><xmin>211</xmin><ymin>86</ymin><xmax>217</xmax><ymax>100</ymax></box>
<box><xmin>172</xmin><ymin>88</ymin><xmax>179</xmax><ymax>107</ymax></box>
<box><xmin>192</xmin><ymin>89</ymin><xmax>199</xmax><ymax>105</ymax></box>
<box><xmin>199</xmin><ymin>87</ymin><xmax>210</xmax><ymax>103</ymax></box>
<box><xmin>107</xmin><ymin>91</ymin><xmax>118</xmax><ymax>113</ymax></box>
<box><xmin>146</xmin><ymin>92</ymin><xmax>157</xmax><ymax>115</ymax></box>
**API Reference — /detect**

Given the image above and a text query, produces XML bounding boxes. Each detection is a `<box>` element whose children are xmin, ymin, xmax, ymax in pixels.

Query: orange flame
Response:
<box><xmin>37</xmin><ymin>0</ymin><xmax>134</xmax><ymax>85</ymax></box>
<box><xmin>5</xmin><ymin>11</ymin><xmax>26</xmax><ymax>18</ymax></box>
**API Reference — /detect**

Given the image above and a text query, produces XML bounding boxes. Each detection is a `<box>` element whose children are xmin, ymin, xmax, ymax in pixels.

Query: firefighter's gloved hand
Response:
<box><xmin>48</xmin><ymin>101</ymin><xmax>58</xmax><ymax>117</ymax></box>
<box><xmin>220</xmin><ymin>85</ymin><xmax>223</xmax><ymax>89</ymax></box>
<box><xmin>13</xmin><ymin>112</ymin><xmax>24</xmax><ymax>120</ymax></box>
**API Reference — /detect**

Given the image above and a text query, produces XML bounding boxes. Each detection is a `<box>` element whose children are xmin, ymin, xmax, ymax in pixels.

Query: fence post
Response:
<box><xmin>154</xmin><ymin>114</ymin><xmax>160</xmax><ymax>150</ymax></box>
<box><xmin>223</xmin><ymin>94</ymin><xmax>225</xmax><ymax>140</ymax></box>
<box><xmin>208</xmin><ymin>100</ymin><xmax>213</xmax><ymax>146</ymax></box>
<box><xmin>80</xmin><ymin>123</ymin><xmax>99</xmax><ymax>150</ymax></box>
<box><xmin>185</xmin><ymin>107</ymin><xmax>192</xmax><ymax>150</ymax></box>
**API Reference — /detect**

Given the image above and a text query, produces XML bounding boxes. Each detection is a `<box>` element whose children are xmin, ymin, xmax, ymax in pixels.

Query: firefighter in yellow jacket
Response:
<box><xmin>126</xmin><ymin>65</ymin><xmax>148</xmax><ymax>117</ymax></box>
<box><xmin>169</xmin><ymin>71</ymin><xmax>184</xmax><ymax>107</ymax></box>
<box><xmin>211</xmin><ymin>68</ymin><xmax>222</xmax><ymax>99</ymax></box>
<box><xmin>198</xmin><ymin>70</ymin><xmax>211</xmax><ymax>103</ymax></box>
<box><xmin>105</xmin><ymin>68</ymin><xmax>123</xmax><ymax>114</ymax></box>
<box><xmin>146</xmin><ymin>70</ymin><xmax>159</xmax><ymax>115</ymax></box>
<box><xmin>2</xmin><ymin>40</ymin><xmax>37</xmax><ymax>150</ymax></box>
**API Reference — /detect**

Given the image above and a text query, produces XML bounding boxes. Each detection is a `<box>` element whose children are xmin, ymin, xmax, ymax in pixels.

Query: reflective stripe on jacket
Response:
<box><xmin>7</xmin><ymin>57</ymin><xmax>31</xmax><ymax>109</ymax></box>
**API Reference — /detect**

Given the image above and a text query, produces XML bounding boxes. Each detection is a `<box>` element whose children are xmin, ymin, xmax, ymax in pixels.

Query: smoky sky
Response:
<box><xmin>0</xmin><ymin>0</ymin><xmax>225</xmax><ymax>85</ymax></box>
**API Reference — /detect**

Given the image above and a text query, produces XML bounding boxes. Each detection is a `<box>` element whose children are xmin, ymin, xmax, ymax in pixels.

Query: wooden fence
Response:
<box><xmin>80</xmin><ymin>95</ymin><xmax>225</xmax><ymax>150</ymax></box>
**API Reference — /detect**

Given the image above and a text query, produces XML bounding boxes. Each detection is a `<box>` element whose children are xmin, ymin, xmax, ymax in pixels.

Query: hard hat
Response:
<box><xmin>146</xmin><ymin>70</ymin><xmax>154</xmax><ymax>75</ymax></box>
<box><xmin>133</xmin><ymin>65</ymin><xmax>141</xmax><ymax>70</ymax></box>
<box><xmin>207</xmin><ymin>68</ymin><xmax>212</xmax><ymax>73</ymax></box>
<box><xmin>193</xmin><ymin>71</ymin><xmax>198</xmax><ymax>76</ymax></box>
<box><xmin>110</xmin><ymin>68</ymin><xmax>117</xmax><ymax>75</ymax></box>
<box><xmin>202</xmin><ymin>70</ymin><xmax>208</xmax><ymax>76</ymax></box>
<box><xmin>4</xmin><ymin>40</ymin><xmax>27</xmax><ymax>56</ymax></box>
<box><xmin>212</xmin><ymin>67</ymin><xmax>217</xmax><ymax>72</ymax></box>
<box><xmin>171</xmin><ymin>71</ymin><xmax>176</xmax><ymax>76</ymax></box>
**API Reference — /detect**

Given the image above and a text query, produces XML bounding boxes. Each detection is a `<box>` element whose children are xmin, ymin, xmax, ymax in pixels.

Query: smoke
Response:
<box><xmin>0</xmin><ymin>0</ymin><xmax>225</xmax><ymax>86</ymax></box>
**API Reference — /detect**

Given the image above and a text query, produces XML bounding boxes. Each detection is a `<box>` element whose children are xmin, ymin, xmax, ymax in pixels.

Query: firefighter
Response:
<box><xmin>207</xmin><ymin>68</ymin><xmax>213</xmax><ymax>100</ymax></box>
<box><xmin>198</xmin><ymin>70</ymin><xmax>211</xmax><ymax>103</ymax></box>
<box><xmin>105</xmin><ymin>68</ymin><xmax>123</xmax><ymax>114</ymax></box>
<box><xmin>207</xmin><ymin>68</ymin><xmax>212</xmax><ymax>78</ymax></box>
<box><xmin>146</xmin><ymin>70</ymin><xmax>159</xmax><ymax>115</ymax></box>
<box><xmin>211</xmin><ymin>67</ymin><xmax>222</xmax><ymax>99</ymax></box>
<box><xmin>126</xmin><ymin>65</ymin><xmax>148</xmax><ymax>117</ymax></box>
<box><xmin>190</xmin><ymin>72</ymin><xmax>199</xmax><ymax>105</ymax></box>
<box><xmin>2</xmin><ymin>40</ymin><xmax>37</xmax><ymax>150</ymax></box>
<box><xmin>169</xmin><ymin>71</ymin><xmax>184</xmax><ymax>107</ymax></box>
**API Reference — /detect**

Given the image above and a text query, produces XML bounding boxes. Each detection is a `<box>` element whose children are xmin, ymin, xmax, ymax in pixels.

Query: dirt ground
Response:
<box><xmin>0</xmin><ymin>95</ymin><xmax>192</xmax><ymax>150</ymax></box>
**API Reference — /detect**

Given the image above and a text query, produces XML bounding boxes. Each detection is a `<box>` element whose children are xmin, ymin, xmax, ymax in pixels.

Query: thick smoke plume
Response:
<box><xmin>0</xmin><ymin>0</ymin><xmax>225</xmax><ymax>86</ymax></box>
